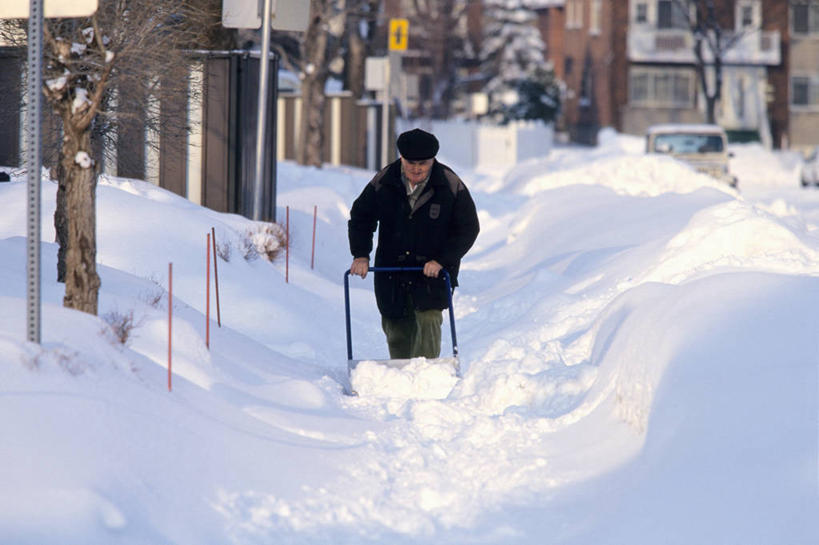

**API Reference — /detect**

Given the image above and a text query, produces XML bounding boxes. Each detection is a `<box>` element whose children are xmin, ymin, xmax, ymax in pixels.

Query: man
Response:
<box><xmin>348</xmin><ymin>128</ymin><xmax>480</xmax><ymax>359</ymax></box>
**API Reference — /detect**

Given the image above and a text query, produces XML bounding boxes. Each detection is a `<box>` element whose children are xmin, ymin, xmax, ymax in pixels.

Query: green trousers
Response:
<box><xmin>381</xmin><ymin>308</ymin><xmax>443</xmax><ymax>359</ymax></box>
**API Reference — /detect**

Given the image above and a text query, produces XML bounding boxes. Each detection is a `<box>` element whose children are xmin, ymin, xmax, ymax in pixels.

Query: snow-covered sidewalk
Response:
<box><xmin>1</xmin><ymin>134</ymin><xmax>817</xmax><ymax>544</ymax></box>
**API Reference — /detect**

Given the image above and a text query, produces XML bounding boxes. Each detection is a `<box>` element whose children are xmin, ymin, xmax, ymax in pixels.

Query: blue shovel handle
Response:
<box><xmin>344</xmin><ymin>266</ymin><xmax>458</xmax><ymax>361</ymax></box>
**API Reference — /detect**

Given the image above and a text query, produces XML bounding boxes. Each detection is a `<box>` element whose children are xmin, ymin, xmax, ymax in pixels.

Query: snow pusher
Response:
<box><xmin>343</xmin><ymin>267</ymin><xmax>460</xmax><ymax>391</ymax></box>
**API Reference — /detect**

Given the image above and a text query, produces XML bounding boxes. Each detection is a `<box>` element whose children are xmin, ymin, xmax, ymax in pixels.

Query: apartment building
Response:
<box><xmin>789</xmin><ymin>0</ymin><xmax>819</xmax><ymax>149</ymax></box>
<box><xmin>535</xmin><ymin>0</ymin><xmax>805</xmax><ymax>148</ymax></box>
<box><xmin>535</xmin><ymin>0</ymin><xmax>627</xmax><ymax>143</ymax></box>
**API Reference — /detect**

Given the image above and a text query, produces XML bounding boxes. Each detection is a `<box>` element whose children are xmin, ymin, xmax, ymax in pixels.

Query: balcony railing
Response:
<box><xmin>628</xmin><ymin>28</ymin><xmax>781</xmax><ymax>65</ymax></box>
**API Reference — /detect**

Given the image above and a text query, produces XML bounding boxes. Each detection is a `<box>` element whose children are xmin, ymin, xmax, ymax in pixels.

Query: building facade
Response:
<box><xmin>789</xmin><ymin>0</ymin><xmax>819</xmax><ymax>149</ymax></box>
<box><xmin>535</xmin><ymin>0</ymin><xmax>818</xmax><ymax>149</ymax></box>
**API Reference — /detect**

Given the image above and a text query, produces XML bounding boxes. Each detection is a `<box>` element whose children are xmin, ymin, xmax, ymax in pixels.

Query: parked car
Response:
<box><xmin>645</xmin><ymin>124</ymin><xmax>738</xmax><ymax>188</ymax></box>
<box><xmin>800</xmin><ymin>147</ymin><xmax>819</xmax><ymax>187</ymax></box>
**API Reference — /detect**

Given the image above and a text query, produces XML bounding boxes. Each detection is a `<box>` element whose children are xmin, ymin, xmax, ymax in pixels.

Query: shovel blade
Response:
<box><xmin>344</xmin><ymin>357</ymin><xmax>460</xmax><ymax>396</ymax></box>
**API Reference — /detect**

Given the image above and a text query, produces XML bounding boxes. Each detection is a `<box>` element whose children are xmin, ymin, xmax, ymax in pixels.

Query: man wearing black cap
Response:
<box><xmin>348</xmin><ymin>128</ymin><xmax>480</xmax><ymax>360</ymax></box>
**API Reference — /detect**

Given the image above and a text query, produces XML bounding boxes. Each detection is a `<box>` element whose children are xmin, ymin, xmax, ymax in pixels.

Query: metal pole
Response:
<box><xmin>26</xmin><ymin>0</ymin><xmax>43</xmax><ymax>344</ymax></box>
<box><xmin>252</xmin><ymin>0</ymin><xmax>275</xmax><ymax>220</ymax></box>
<box><xmin>344</xmin><ymin>267</ymin><xmax>458</xmax><ymax>361</ymax></box>
<box><xmin>380</xmin><ymin>56</ymin><xmax>391</xmax><ymax>167</ymax></box>
<box><xmin>344</xmin><ymin>270</ymin><xmax>352</xmax><ymax>361</ymax></box>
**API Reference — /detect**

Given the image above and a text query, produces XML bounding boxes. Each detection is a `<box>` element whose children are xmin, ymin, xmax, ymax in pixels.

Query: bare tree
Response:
<box><xmin>410</xmin><ymin>0</ymin><xmax>473</xmax><ymax>119</ymax></box>
<box><xmin>285</xmin><ymin>0</ymin><xmax>376</xmax><ymax>167</ymax></box>
<box><xmin>1</xmin><ymin>1</ymin><xmax>223</xmax><ymax>315</ymax></box>
<box><xmin>671</xmin><ymin>0</ymin><xmax>754</xmax><ymax>124</ymax></box>
<box><xmin>344</xmin><ymin>0</ymin><xmax>380</xmax><ymax>99</ymax></box>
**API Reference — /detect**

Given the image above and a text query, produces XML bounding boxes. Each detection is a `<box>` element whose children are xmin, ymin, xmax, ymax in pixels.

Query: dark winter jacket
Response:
<box><xmin>348</xmin><ymin>160</ymin><xmax>480</xmax><ymax>319</ymax></box>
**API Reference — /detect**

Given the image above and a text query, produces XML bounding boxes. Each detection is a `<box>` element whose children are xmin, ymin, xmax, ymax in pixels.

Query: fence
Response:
<box><xmin>1</xmin><ymin>46</ymin><xmax>552</xmax><ymax>217</ymax></box>
<box><xmin>276</xmin><ymin>93</ymin><xmax>395</xmax><ymax>170</ymax></box>
<box><xmin>398</xmin><ymin>119</ymin><xmax>554</xmax><ymax>170</ymax></box>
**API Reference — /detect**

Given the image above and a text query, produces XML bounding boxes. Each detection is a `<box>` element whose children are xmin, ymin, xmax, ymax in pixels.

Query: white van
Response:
<box><xmin>646</xmin><ymin>124</ymin><xmax>738</xmax><ymax>188</ymax></box>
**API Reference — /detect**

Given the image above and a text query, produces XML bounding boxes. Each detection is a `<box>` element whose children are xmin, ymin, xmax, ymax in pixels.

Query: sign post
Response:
<box><xmin>222</xmin><ymin>0</ymin><xmax>309</xmax><ymax>221</ymax></box>
<box><xmin>383</xmin><ymin>18</ymin><xmax>409</xmax><ymax>167</ymax></box>
<box><xmin>252</xmin><ymin>0</ymin><xmax>275</xmax><ymax>221</ymax></box>
<box><xmin>25</xmin><ymin>0</ymin><xmax>44</xmax><ymax>344</ymax></box>
<box><xmin>1</xmin><ymin>0</ymin><xmax>98</xmax><ymax>344</ymax></box>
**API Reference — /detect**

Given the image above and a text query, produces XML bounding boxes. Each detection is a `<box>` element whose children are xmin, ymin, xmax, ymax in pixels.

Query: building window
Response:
<box><xmin>630</xmin><ymin>67</ymin><xmax>695</xmax><ymax>108</ymax></box>
<box><xmin>742</xmin><ymin>6</ymin><xmax>753</xmax><ymax>27</ymax></box>
<box><xmin>590</xmin><ymin>0</ymin><xmax>602</xmax><ymax>35</ymax></box>
<box><xmin>566</xmin><ymin>0</ymin><xmax>583</xmax><ymax>29</ymax></box>
<box><xmin>635</xmin><ymin>3</ymin><xmax>648</xmax><ymax>24</ymax></box>
<box><xmin>736</xmin><ymin>1</ymin><xmax>759</xmax><ymax>31</ymax></box>
<box><xmin>658</xmin><ymin>0</ymin><xmax>689</xmax><ymax>30</ymax></box>
<box><xmin>580</xmin><ymin>69</ymin><xmax>593</xmax><ymax>106</ymax></box>
<box><xmin>565</xmin><ymin>57</ymin><xmax>574</xmax><ymax>76</ymax></box>
<box><xmin>793</xmin><ymin>2</ymin><xmax>819</xmax><ymax>34</ymax></box>
<box><xmin>791</xmin><ymin>75</ymin><xmax>819</xmax><ymax>108</ymax></box>
<box><xmin>631</xmin><ymin>72</ymin><xmax>649</xmax><ymax>103</ymax></box>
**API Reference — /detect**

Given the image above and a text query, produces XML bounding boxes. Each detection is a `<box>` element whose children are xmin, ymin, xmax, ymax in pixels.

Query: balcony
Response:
<box><xmin>628</xmin><ymin>28</ymin><xmax>781</xmax><ymax>65</ymax></box>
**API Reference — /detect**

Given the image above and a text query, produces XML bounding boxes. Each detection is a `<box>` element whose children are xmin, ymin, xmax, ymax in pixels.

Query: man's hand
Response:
<box><xmin>423</xmin><ymin>260</ymin><xmax>443</xmax><ymax>278</ymax></box>
<box><xmin>350</xmin><ymin>257</ymin><xmax>370</xmax><ymax>278</ymax></box>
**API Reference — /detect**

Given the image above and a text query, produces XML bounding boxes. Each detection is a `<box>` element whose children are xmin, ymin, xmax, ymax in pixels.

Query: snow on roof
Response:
<box><xmin>646</xmin><ymin>123</ymin><xmax>727</xmax><ymax>135</ymax></box>
<box><xmin>525</xmin><ymin>0</ymin><xmax>565</xmax><ymax>8</ymax></box>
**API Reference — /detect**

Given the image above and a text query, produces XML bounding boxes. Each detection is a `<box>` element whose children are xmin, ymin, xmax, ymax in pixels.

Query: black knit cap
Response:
<box><xmin>396</xmin><ymin>128</ymin><xmax>439</xmax><ymax>160</ymax></box>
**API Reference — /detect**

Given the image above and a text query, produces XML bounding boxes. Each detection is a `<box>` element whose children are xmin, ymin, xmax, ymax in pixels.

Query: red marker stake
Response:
<box><xmin>211</xmin><ymin>227</ymin><xmax>221</xmax><ymax>327</ymax></box>
<box><xmin>168</xmin><ymin>262</ymin><xmax>173</xmax><ymax>392</ymax></box>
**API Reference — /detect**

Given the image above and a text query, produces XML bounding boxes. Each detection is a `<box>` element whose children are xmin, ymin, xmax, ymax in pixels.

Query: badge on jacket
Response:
<box><xmin>429</xmin><ymin>203</ymin><xmax>440</xmax><ymax>219</ymax></box>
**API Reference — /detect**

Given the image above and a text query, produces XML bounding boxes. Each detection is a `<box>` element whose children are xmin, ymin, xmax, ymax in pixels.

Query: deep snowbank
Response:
<box><xmin>1</xmin><ymin>137</ymin><xmax>817</xmax><ymax>544</ymax></box>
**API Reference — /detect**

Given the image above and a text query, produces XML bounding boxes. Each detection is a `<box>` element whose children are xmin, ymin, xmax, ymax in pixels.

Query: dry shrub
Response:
<box><xmin>245</xmin><ymin>222</ymin><xmax>287</xmax><ymax>262</ymax></box>
<box><xmin>102</xmin><ymin>309</ymin><xmax>142</xmax><ymax>345</ymax></box>
<box><xmin>216</xmin><ymin>239</ymin><xmax>232</xmax><ymax>262</ymax></box>
<box><xmin>139</xmin><ymin>276</ymin><xmax>166</xmax><ymax>308</ymax></box>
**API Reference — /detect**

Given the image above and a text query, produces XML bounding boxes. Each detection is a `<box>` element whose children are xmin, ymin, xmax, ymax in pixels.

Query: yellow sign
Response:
<box><xmin>388</xmin><ymin>18</ymin><xmax>409</xmax><ymax>51</ymax></box>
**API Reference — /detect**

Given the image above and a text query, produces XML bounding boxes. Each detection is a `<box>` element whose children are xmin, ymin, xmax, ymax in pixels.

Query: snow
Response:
<box><xmin>71</xmin><ymin>88</ymin><xmax>91</xmax><ymax>115</ymax></box>
<box><xmin>46</xmin><ymin>73</ymin><xmax>68</xmax><ymax>93</ymax></box>
<box><xmin>1</xmin><ymin>131</ymin><xmax>818</xmax><ymax>544</ymax></box>
<box><xmin>71</xmin><ymin>42</ymin><xmax>87</xmax><ymax>56</ymax></box>
<box><xmin>74</xmin><ymin>151</ymin><xmax>92</xmax><ymax>169</ymax></box>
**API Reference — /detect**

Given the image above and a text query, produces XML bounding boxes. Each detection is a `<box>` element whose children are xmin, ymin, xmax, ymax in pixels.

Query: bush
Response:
<box><xmin>139</xmin><ymin>276</ymin><xmax>165</xmax><ymax>308</ymax></box>
<box><xmin>101</xmin><ymin>309</ymin><xmax>141</xmax><ymax>345</ymax></box>
<box><xmin>245</xmin><ymin>222</ymin><xmax>287</xmax><ymax>262</ymax></box>
<box><xmin>216</xmin><ymin>239</ymin><xmax>232</xmax><ymax>262</ymax></box>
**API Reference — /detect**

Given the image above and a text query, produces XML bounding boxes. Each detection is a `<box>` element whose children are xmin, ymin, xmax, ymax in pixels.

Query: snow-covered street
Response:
<box><xmin>1</xmin><ymin>132</ymin><xmax>817</xmax><ymax>544</ymax></box>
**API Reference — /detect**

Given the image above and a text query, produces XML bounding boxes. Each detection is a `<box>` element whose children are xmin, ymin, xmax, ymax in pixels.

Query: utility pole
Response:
<box><xmin>383</xmin><ymin>18</ymin><xmax>408</xmax><ymax>166</ymax></box>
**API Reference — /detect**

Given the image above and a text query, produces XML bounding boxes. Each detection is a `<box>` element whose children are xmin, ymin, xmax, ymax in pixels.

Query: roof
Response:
<box><xmin>526</xmin><ymin>0</ymin><xmax>565</xmax><ymax>8</ymax></box>
<box><xmin>646</xmin><ymin>124</ymin><xmax>727</xmax><ymax>135</ymax></box>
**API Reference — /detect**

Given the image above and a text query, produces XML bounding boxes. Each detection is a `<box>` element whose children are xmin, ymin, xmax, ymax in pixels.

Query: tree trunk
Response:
<box><xmin>346</xmin><ymin>25</ymin><xmax>366</xmax><ymax>99</ymax></box>
<box><xmin>298</xmin><ymin>0</ymin><xmax>330</xmax><ymax>167</ymax></box>
<box><xmin>705</xmin><ymin>89</ymin><xmax>718</xmax><ymax>124</ymax></box>
<box><xmin>54</xmin><ymin>166</ymin><xmax>68</xmax><ymax>283</ymax></box>
<box><xmin>298</xmin><ymin>73</ymin><xmax>327</xmax><ymax>167</ymax></box>
<box><xmin>709</xmin><ymin>54</ymin><xmax>723</xmax><ymax>124</ymax></box>
<box><xmin>58</xmin><ymin>124</ymin><xmax>100</xmax><ymax>315</ymax></box>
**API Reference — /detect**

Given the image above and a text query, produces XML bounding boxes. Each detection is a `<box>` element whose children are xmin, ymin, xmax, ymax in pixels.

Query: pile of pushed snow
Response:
<box><xmin>350</xmin><ymin>358</ymin><xmax>459</xmax><ymax>400</ymax></box>
<box><xmin>728</xmin><ymin>142</ymin><xmax>802</xmax><ymax>188</ymax></box>
<box><xmin>518</xmin><ymin>154</ymin><xmax>735</xmax><ymax>198</ymax></box>
<box><xmin>641</xmin><ymin>200</ymin><xmax>819</xmax><ymax>285</ymax></box>
<box><xmin>596</xmin><ymin>126</ymin><xmax>644</xmax><ymax>155</ymax></box>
